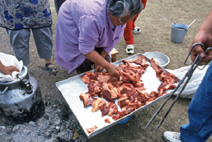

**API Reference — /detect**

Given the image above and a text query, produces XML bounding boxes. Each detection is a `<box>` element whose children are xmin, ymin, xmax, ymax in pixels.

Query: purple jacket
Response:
<box><xmin>55</xmin><ymin>0</ymin><xmax>125</xmax><ymax>74</ymax></box>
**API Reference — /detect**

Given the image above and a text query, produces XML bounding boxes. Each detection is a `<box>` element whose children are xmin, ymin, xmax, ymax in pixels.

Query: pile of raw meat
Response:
<box><xmin>79</xmin><ymin>55</ymin><xmax>178</xmax><ymax>131</ymax></box>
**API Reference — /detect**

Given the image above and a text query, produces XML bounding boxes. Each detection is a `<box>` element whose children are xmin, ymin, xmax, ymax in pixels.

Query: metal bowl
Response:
<box><xmin>143</xmin><ymin>52</ymin><xmax>170</xmax><ymax>68</ymax></box>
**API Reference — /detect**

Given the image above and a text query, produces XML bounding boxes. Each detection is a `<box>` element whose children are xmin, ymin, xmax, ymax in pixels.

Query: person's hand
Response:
<box><xmin>94</xmin><ymin>63</ymin><xmax>120</xmax><ymax>77</ymax></box>
<box><xmin>189</xmin><ymin>30</ymin><xmax>212</xmax><ymax>65</ymax></box>
<box><xmin>94</xmin><ymin>64</ymin><xmax>104</xmax><ymax>72</ymax></box>
<box><xmin>105</xmin><ymin>64</ymin><xmax>120</xmax><ymax>77</ymax></box>
<box><xmin>1</xmin><ymin>66</ymin><xmax>19</xmax><ymax>75</ymax></box>
<box><xmin>189</xmin><ymin>9</ymin><xmax>212</xmax><ymax>65</ymax></box>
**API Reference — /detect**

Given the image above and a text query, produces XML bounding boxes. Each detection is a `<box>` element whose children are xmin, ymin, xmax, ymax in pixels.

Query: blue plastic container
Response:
<box><xmin>118</xmin><ymin>116</ymin><xmax>132</xmax><ymax>124</ymax></box>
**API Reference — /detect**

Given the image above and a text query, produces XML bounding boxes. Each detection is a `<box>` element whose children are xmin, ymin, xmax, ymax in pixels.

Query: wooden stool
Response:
<box><xmin>110</xmin><ymin>48</ymin><xmax>119</xmax><ymax>62</ymax></box>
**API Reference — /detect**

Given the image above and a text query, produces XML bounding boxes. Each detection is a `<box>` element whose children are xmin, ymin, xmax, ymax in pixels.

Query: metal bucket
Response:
<box><xmin>171</xmin><ymin>23</ymin><xmax>188</xmax><ymax>43</ymax></box>
<box><xmin>0</xmin><ymin>66</ymin><xmax>45</xmax><ymax>124</ymax></box>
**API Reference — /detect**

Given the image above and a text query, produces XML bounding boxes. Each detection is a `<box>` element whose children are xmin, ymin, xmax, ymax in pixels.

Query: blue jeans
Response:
<box><xmin>180</xmin><ymin>63</ymin><xmax>212</xmax><ymax>142</ymax></box>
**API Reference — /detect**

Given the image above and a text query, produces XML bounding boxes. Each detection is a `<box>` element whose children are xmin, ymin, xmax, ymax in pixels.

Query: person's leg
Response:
<box><xmin>124</xmin><ymin>20</ymin><xmax>135</xmax><ymax>45</ymax></box>
<box><xmin>32</xmin><ymin>27</ymin><xmax>58</xmax><ymax>75</ymax></box>
<box><xmin>124</xmin><ymin>14</ymin><xmax>139</xmax><ymax>54</ymax></box>
<box><xmin>32</xmin><ymin>27</ymin><xmax>53</xmax><ymax>61</ymax></box>
<box><xmin>124</xmin><ymin>20</ymin><xmax>135</xmax><ymax>54</ymax></box>
<box><xmin>180</xmin><ymin>63</ymin><xmax>212</xmax><ymax>142</ymax></box>
<box><xmin>132</xmin><ymin>14</ymin><xmax>141</xmax><ymax>34</ymax></box>
<box><xmin>54</xmin><ymin>0</ymin><xmax>66</xmax><ymax>13</ymax></box>
<box><xmin>163</xmin><ymin>64</ymin><xmax>212</xmax><ymax>142</ymax></box>
<box><xmin>6</xmin><ymin>29</ymin><xmax>31</xmax><ymax>66</ymax></box>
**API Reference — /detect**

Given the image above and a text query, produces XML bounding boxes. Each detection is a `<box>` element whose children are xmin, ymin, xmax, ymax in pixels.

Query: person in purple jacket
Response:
<box><xmin>55</xmin><ymin>0</ymin><xmax>143</xmax><ymax>77</ymax></box>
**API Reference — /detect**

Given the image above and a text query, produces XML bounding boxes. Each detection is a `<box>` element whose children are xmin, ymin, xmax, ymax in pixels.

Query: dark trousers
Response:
<box><xmin>76</xmin><ymin>48</ymin><xmax>111</xmax><ymax>74</ymax></box>
<box><xmin>54</xmin><ymin>0</ymin><xmax>66</xmax><ymax>13</ymax></box>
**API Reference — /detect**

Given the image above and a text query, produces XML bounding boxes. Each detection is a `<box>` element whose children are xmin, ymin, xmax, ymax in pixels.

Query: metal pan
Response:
<box><xmin>56</xmin><ymin>53</ymin><xmax>179</xmax><ymax>139</ymax></box>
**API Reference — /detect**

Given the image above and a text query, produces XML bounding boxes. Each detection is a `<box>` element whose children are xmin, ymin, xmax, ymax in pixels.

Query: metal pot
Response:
<box><xmin>0</xmin><ymin>66</ymin><xmax>45</xmax><ymax>124</ymax></box>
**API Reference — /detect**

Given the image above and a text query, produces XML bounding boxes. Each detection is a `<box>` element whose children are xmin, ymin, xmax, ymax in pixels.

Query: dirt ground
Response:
<box><xmin>0</xmin><ymin>0</ymin><xmax>212</xmax><ymax>141</ymax></box>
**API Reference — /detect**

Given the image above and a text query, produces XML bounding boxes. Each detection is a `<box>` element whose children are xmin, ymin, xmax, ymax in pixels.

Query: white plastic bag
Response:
<box><xmin>166</xmin><ymin>65</ymin><xmax>209</xmax><ymax>98</ymax></box>
<box><xmin>0</xmin><ymin>52</ymin><xmax>23</xmax><ymax>82</ymax></box>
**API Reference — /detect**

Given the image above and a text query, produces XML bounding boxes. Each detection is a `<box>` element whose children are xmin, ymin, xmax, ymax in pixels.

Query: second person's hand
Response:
<box><xmin>1</xmin><ymin>66</ymin><xmax>19</xmax><ymax>75</ymax></box>
<box><xmin>189</xmin><ymin>31</ymin><xmax>212</xmax><ymax>65</ymax></box>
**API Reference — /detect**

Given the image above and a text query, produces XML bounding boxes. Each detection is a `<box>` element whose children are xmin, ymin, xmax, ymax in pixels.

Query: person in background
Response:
<box><xmin>54</xmin><ymin>0</ymin><xmax>66</xmax><ymax>14</ymax></box>
<box><xmin>0</xmin><ymin>0</ymin><xmax>58</xmax><ymax>75</ymax></box>
<box><xmin>0</xmin><ymin>61</ymin><xmax>19</xmax><ymax>75</ymax></box>
<box><xmin>124</xmin><ymin>0</ymin><xmax>147</xmax><ymax>54</ymax></box>
<box><xmin>55</xmin><ymin>0</ymin><xmax>144</xmax><ymax>76</ymax></box>
<box><xmin>163</xmin><ymin>9</ymin><xmax>212</xmax><ymax>142</ymax></box>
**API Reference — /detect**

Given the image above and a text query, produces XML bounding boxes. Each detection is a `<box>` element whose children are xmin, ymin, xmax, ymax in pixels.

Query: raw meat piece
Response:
<box><xmin>104</xmin><ymin>118</ymin><xmax>111</xmax><ymax>124</ymax></box>
<box><xmin>99</xmin><ymin>103</ymin><xmax>109</xmax><ymax>116</ymax></box>
<box><xmin>102</xmin><ymin>82</ymin><xmax>119</xmax><ymax>99</ymax></box>
<box><xmin>88</xmin><ymin>80</ymin><xmax>102</xmax><ymax>96</ymax></box>
<box><xmin>118</xmin><ymin>83</ymin><xmax>136</xmax><ymax>97</ymax></box>
<box><xmin>150</xmin><ymin>58</ymin><xmax>178</xmax><ymax>96</ymax></box>
<box><xmin>96</xmin><ymin>72</ymin><xmax>119</xmax><ymax>83</ymax></box>
<box><xmin>121</xmin><ymin>104</ymin><xmax>136</xmax><ymax>115</ymax></box>
<box><xmin>102</xmin><ymin>90</ymin><xmax>115</xmax><ymax>103</ymax></box>
<box><xmin>97</xmin><ymin>74</ymin><xmax>111</xmax><ymax>83</ymax></box>
<box><xmin>112</xmin><ymin>111</ymin><xmax>125</xmax><ymax>120</ymax></box>
<box><xmin>118</xmin><ymin>97</ymin><xmax>130</xmax><ymax>108</ymax></box>
<box><xmin>79</xmin><ymin>93</ymin><xmax>96</xmax><ymax>107</ymax></box>
<box><xmin>150</xmin><ymin>58</ymin><xmax>163</xmax><ymax>75</ymax></box>
<box><xmin>91</xmin><ymin>98</ymin><xmax>106</xmax><ymax>112</ymax></box>
<box><xmin>122</xmin><ymin>54</ymin><xmax>149</xmax><ymax>69</ymax></box>
<box><xmin>81</xmin><ymin>71</ymin><xmax>96</xmax><ymax>84</ymax></box>
<box><xmin>108</xmin><ymin>102</ymin><xmax>118</xmax><ymax>116</ymax></box>
<box><xmin>87</xmin><ymin>125</ymin><xmax>98</xmax><ymax>134</ymax></box>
